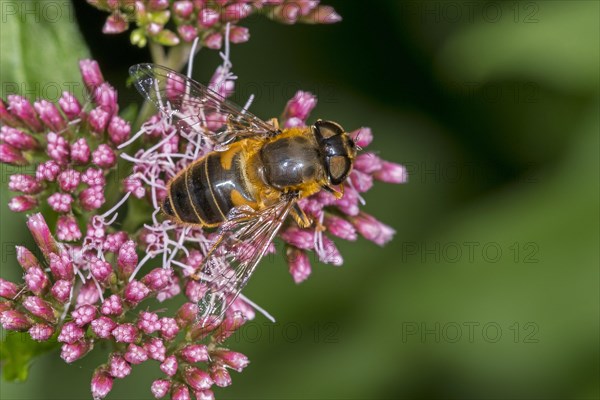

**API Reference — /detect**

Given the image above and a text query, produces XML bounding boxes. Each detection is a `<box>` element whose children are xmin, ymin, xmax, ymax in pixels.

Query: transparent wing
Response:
<box><xmin>129</xmin><ymin>63</ymin><xmax>278</xmax><ymax>144</ymax></box>
<box><xmin>192</xmin><ymin>196</ymin><xmax>296</xmax><ymax>322</ymax></box>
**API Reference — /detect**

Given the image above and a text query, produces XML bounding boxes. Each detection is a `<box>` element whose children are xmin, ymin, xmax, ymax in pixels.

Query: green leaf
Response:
<box><xmin>0</xmin><ymin>332</ymin><xmax>59</xmax><ymax>382</ymax></box>
<box><xmin>0</xmin><ymin>0</ymin><xmax>90</xmax><ymax>100</ymax></box>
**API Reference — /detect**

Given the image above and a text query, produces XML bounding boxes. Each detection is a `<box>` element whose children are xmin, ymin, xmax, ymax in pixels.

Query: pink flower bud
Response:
<box><xmin>94</xmin><ymin>83</ymin><xmax>118</xmax><ymax>116</ymax></box>
<box><xmin>117</xmin><ymin>240</ymin><xmax>138</xmax><ymax>277</ymax></box>
<box><xmin>123</xmin><ymin>281</ymin><xmax>150</xmax><ymax>305</ymax></box>
<box><xmin>0</xmin><ymin>98</ymin><xmax>18</xmax><ymax>126</ymax></box>
<box><xmin>151</xmin><ymin>379</ymin><xmax>171</xmax><ymax>398</ymax></box>
<box><xmin>213</xmin><ymin>350</ymin><xmax>249</xmax><ymax>372</ymax></box>
<box><xmin>184</xmin><ymin>366</ymin><xmax>213</xmax><ymax>391</ymax></box>
<box><xmin>23</xmin><ymin>296</ymin><xmax>56</xmax><ymax>323</ymax></box>
<box><xmin>92</xmin><ymin>144</ymin><xmax>117</xmax><ymax>168</ymax></box>
<box><xmin>209</xmin><ymin>364</ymin><xmax>231</xmax><ymax>387</ymax></box>
<box><xmin>61</xmin><ymin>340</ymin><xmax>92</xmax><ymax>363</ymax></box>
<box><xmin>287</xmin><ymin>247</ymin><xmax>311</xmax><ymax>283</ymax></box>
<box><xmin>29</xmin><ymin>323</ymin><xmax>54</xmax><ymax>341</ymax></box>
<box><xmin>350</xmin><ymin>170</ymin><xmax>373</xmax><ymax>193</ymax></box>
<box><xmin>0</xmin><ymin>278</ymin><xmax>19</xmax><ymax>299</ymax></box>
<box><xmin>176</xmin><ymin>302</ymin><xmax>199</xmax><ymax>328</ymax></box>
<box><xmin>25</xmin><ymin>266</ymin><xmax>50</xmax><ymax>296</ymax></box>
<box><xmin>229</xmin><ymin>26</ymin><xmax>250</xmax><ymax>43</ymax></box>
<box><xmin>212</xmin><ymin>312</ymin><xmax>245</xmax><ymax>343</ymax></box>
<box><xmin>101</xmin><ymin>294</ymin><xmax>123</xmax><ymax>316</ymax></box>
<box><xmin>325</xmin><ymin>215</ymin><xmax>357</xmax><ymax>241</ymax></box>
<box><xmin>160</xmin><ymin>317</ymin><xmax>179</xmax><ymax>340</ymax></box>
<box><xmin>185</xmin><ymin>280</ymin><xmax>207</xmax><ymax>302</ymax></box>
<box><xmin>81</xmin><ymin>168</ymin><xmax>106</xmax><ymax>186</ymax></box>
<box><xmin>350</xmin><ymin>127</ymin><xmax>372</xmax><ymax>148</ymax></box>
<box><xmin>89</xmin><ymin>107</ymin><xmax>111</xmax><ymax>133</ymax></box>
<box><xmin>77</xmin><ymin>280</ymin><xmax>101</xmax><ymax>306</ymax></box>
<box><xmin>103</xmin><ymin>231</ymin><xmax>128</xmax><ymax>253</ymax></box>
<box><xmin>107</xmin><ymin>116</ymin><xmax>131</xmax><ymax>145</ymax></box>
<box><xmin>373</xmin><ymin>161</ymin><xmax>408</xmax><ymax>184</ymax></box>
<box><xmin>57</xmin><ymin>169</ymin><xmax>81</xmax><ymax>192</ymax></box>
<box><xmin>283</xmin><ymin>91</ymin><xmax>317</xmax><ymax>122</ymax></box>
<box><xmin>89</xmin><ymin>257</ymin><xmax>113</xmax><ymax>284</ymax></box>
<box><xmin>91</xmin><ymin>368</ymin><xmax>113</xmax><ymax>399</ymax></box>
<box><xmin>178</xmin><ymin>24</ymin><xmax>198</xmax><ymax>42</ymax></box>
<box><xmin>352</xmin><ymin>213</ymin><xmax>395</xmax><ymax>246</ymax></box>
<box><xmin>0</xmin><ymin>126</ymin><xmax>39</xmax><ymax>150</ymax></box>
<box><xmin>334</xmin><ymin>187</ymin><xmax>359</xmax><ymax>216</ymax></box>
<box><xmin>34</xmin><ymin>100</ymin><xmax>66</xmax><ymax>131</ymax></box>
<box><xmin>48</xmin><ymin>192</ymin><xmax>74</xmax><ymax>213</ymax></box>
<box><xmin>56</xmin><ymin>215</ymin><xmax>82</xmax><ymax>242</ymax></box>
<box><xmin>204</xmin><ymin>32</ymin><xmax>222</xmax><ymax>49</ymax></box>
<box><xmin>160</xmin><ymin>355</ymin><xmax>178</xmax><ymax>376</ymax></box>
<box><xmin>228</xmin><ymin>297</ymin><xmax>256</xmax><ymax>320</ymax></box>
<box><xmin>354</xmin><ymin>153</ymin><xmax>382</xmax><ymax>175</ymax></box>
<box><xmin>195</xmin><ymin>389</ymin><xmax>214</xmax><ymax>400</ymax></box>
<box><xmin>171</xmin><ymin>384</ymin><xmax>191</xmax><ymax>400</ymax></box>
<box><xmin>124</xmin><ymin>343</ymin><xmax>148</xmax><ymax>365</ymax></box>
<box><xmin>272</xmin><ymin>3</ymin><xmax>300</xmax><ymax>24</ymax></box>
<box><xmin>123</xmin><ymin>175</ymin><xmax>146</xmax><ymax>198</ymax></box>
<box><xmin>58</xmin><ymin>321</ymin><xmax>85</xmax><ymax>343</ymax></box>
<box><xmin>91</xmin><ymin>316</ymin><xmax>117</xmax><ymax>339</ymax></box>
<box><xmin>80</xmin><ymin>185</ymin><xmax>106</xmax><ymax>211</ymax></box>
<box><xmin>180</xmin><ymin>344</ymin><xmax>209</xmax><ymax>363</ymax></box>
<box><xmin>103</xmin><ymin>12</ymin><xmax>128</xmax><ymax>34</ymax></box>
<box><xmin>0</xmin><ymin>310</ymin><xmax>31</xmax><ymax>331</ymax></box>
<box><xmin>80</xmin><ymin>59</ymin><xmax>104</xmax><ymax>91</ymax></box>
<box><xmin>36</xmin><ymin>160</ymin><xmax>61</xmax><ymax>182</ymax></box>
<box><xmin>0</xmin><ymin>143</ymin><xmax>27</xmax><ymax>165</ymax></box>
<box><xmin>300</xmin><ymin>5</ymin><xmax>342</xmax><ymax>24</ymax></box>
<box><xmin>318</xmin><ymin>235</ymin><xmax>342</xmax><ymax>265</ymax></box>
<box><xmin>7</xmin><ymin>95</ymin><xmax>42</xmax><ymax>131</ymax></box>
<box><xmin>222</xmin><ymin>3</ymin><xmax>252</xmax><ymax>21</ymax></box>
<box><xmin>9</xmin><ymin>174</ymin><xmax>41</xmax><ymax>194</ymax></box>
<box><xmin>144</xmin><ymin>337</ymin><xmax>166</xmax><ymax>361</ymax></box>
<box><xmin>51</xmin><ymin>279</ymin><xmax>72</xmax><ymax>303</ymax></box>
<box><xmin>71</xmin><ymin>138</ymin><xmax>91</xmax><ymax>164</ymax></box>
<box><xmin>148</xmin><ymin>0</ymin><xmax>169</xmax><ymax>11</ymax></box>
<box><xmin>46</xmin><ymin>131</ymin><xmax>70</xmax><ymax>164</ymax></box>
<box><xmin>58</xmin><ymin>91</ymin><xmax>81</xmax><ymax>120</ymax></box>
<box><xmin>137</xmin><ymin>311</ymin><xmax>161</xmax><ymax>334</ymax></box>
<box><xmin>112</xmin><ymin>323</ymin><xmax>139</xmax><ymax>343</ymax></box>
<box><xmin>174</xmin><ymin>1</ymin><xmax>193</xmax><ymax>18</ymax></box>
<box><xmin>197</xmin><ymin>8</ymin><xmax>219</xmax><ymax>27</ymax></box>
<box><xmin>16</xmin><ymin>246</ymin><xmax>42</xmax><ymax>271</ymax></box>
<box><xmin>109</xmin><ymin>353</ymin><xmax>132</xmax><ymax>378</ymax></box>
<box><xmin>142</xmin><ymin>268</ymin><xmax>172</xmax><ymax>291</ymax></box>
<box><xmin>8</xmin><ymin>195</ymin><xmax>37</xmax><ymax>212</ymax></box>
<box><xmin>27</xmin><ymin>213</ymin><xmax>58</xmax><ymax>257</ymax></box>
<box><xmin>72</xmin><ymin>304</ymin><xmax>97</xmax><ymax>326</ymax></box>
<box><xmin>49</xmin><ymin>251</ymin><xmax>74</xmax><ymax>280</ymax></box>
<box><xmin>280</xmin><ymin>226</ymin><xmax>314</xmax><ymax>249</ymax></box>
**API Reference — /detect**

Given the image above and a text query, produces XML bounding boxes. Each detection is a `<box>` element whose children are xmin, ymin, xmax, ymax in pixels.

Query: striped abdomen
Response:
<box><xmin>162</xmin><ymin>143</ymin><xmax>257</xmax><ymax>227</ymax></box>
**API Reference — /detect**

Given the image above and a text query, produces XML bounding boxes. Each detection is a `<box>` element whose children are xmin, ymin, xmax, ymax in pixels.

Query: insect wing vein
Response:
<box><xmin>129</xmin><ymin>63</ymin><xmax>277</xmax><ymax>144</ymax></box>
<box><xmin>195</xmin><ymin>199</ymin><xmax>296</xmax><ymax>321</ymax></box>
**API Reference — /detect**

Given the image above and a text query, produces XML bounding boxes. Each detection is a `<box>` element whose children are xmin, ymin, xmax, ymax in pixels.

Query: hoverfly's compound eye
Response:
<box><xmin>315</xmin><ymin>120</ymin><xmax>344</xmax><ymax>140</ymax></box>
<box><xmin>328</xmin><ymin>155</ymin><xmax>351</xmax><ymax>184</ymax></box>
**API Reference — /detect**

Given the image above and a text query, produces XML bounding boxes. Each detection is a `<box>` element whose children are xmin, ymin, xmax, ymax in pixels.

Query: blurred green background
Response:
<box><xmin>1</xmin><ymin>0</ymin><xmax>598</xmax><ymax>398</ymax></box>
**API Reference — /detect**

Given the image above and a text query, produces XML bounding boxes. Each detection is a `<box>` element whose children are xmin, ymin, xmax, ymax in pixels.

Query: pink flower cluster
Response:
<box><xmin>0</xmin><ymin>213</ymin><xmax>253</xmax><ymax>400</ymax></box>
<box><xmin>1</xmin><ymin>60</ymin><xmax>131</xmax><ymax>221</ymax></box>
<box><xmin>1</xmin><ymin>41</ymin><xmax>406</xmax><ymax>400</ymax></box>
<box><xmin>87</xmin><ymin>0</ymin><xmax>341</xmax><ymax>48</ymax></box>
